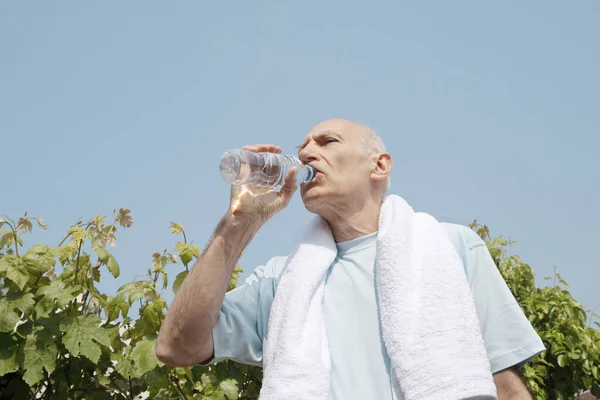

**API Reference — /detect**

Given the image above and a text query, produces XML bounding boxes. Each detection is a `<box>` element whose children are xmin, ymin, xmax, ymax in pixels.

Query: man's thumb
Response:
<box><xmin>279</xmin><ymin>167</ymin><xmax>298</xmax><ymax>200</ymax></box>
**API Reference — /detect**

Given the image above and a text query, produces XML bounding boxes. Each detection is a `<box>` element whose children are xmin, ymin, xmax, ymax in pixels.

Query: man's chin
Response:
<box><xmin>300</xmin><ymin>186</ymin><xmax>325</xmax><ymax>207</ymax></box>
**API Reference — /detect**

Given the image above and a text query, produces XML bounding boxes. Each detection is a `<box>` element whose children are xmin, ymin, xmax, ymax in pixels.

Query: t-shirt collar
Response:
<box><xmin>335</xmin><ymin>231</ymin><xmax>378</xmax><ymax>256</ymax></box>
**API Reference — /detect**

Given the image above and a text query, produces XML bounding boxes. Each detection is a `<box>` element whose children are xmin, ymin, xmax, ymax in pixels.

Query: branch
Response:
<box><xmin>168</xmin><ymin>373</ymin><xmax>189</xmax><ymax>400</ymax></box>
<box><xmin>168</xmin><ymin>378</ymin><xmax>187</xmax><ymax>400</ymax></box>
<box><xmin>3</xmin><ymin>219</ymin><xmax>20</xmax><ymax>256</ymax></box>
<box><xmin>32</xmin><ymin>381</ymin><xmax>45</xmax><ymax>400</ymax></box>
<box><xmin>168</xmin><ymin>380</ymin><xmax>182</xmax><ymax>399</ymax></box>
<box><xmin>57</xmin><ymin>216</ymin><xmax>86</xmax><ymax>247</ymax></box>
<box><xmin>174</xmin><ymin>379</ymin><xmax>189</xmax><ymax>400</ymax></box>
<box><xmin>73</xmin><ymin>222</ymin><xmax>93</xmax><ymax>282</ymax></box>
<box><xmin>104</xmin><ymin>213</ymin><xmax>119</xmax><ymax>246</ymax></box>
<box><xmin>110</xmin><ymin>381</ymin><xmax>129</xmax><ymax>399</ymax></box>
<box><xmin>587</xmin><ymin>306</ymin><xmax>599</xmax><ymax>328</ymax></box>
<box><xmin>42</xmin><ymin>369</ymin><xmax>53</xmax><ymax>398</ymax></box>
<box><xmin>129</xmin><ymin>378</ymin><xmax>134</xmax><ymax>400</ymax></box>
<box><xmin>57</xmin><ymin>232</ymin><xmax>71</xmax><ymax>247</ymax></box>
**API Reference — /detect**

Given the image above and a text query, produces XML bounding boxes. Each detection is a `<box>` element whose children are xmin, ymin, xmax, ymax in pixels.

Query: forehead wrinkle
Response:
<box><xmin>296</xmin><ymin>130</ymin><xmax>343</xmax><ymax>151</ymax></box>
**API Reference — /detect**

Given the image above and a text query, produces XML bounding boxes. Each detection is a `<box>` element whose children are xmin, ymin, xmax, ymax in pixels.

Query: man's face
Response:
<box><xmin>298</xmin><ymin>119</ymin><xmax>373</xmax><ymax>213</ymax></box>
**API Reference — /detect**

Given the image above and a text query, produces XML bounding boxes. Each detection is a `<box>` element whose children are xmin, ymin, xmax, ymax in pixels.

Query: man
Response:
<box><xmin>156</xmin><ymin>119</ymin><xmax>546</xmax><ymax>399</ymax></box>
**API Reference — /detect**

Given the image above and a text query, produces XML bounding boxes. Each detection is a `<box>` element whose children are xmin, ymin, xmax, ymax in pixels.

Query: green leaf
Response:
<box><xmin>17</xmin><ymin>218</ymin><xmax>33</xmax><ymax>234</ymax></box>
<box><xmin>8</xmin><ymin>292</ymin><xmax>35</xmax><ymax>315</ymax></box>
<box><xmin>88</xmin><ymin>391</ymin><xmax>112</xmax><ymax>400</ymax></box>
<box><xmin>169</xmin><ymin>222</ymin><xmax>184</xmax><ymax>235</ymax></box>
<box><xmin>194</xmin><ymin>380</ymin><xmax>205</xmax><ymax>393</ymax></box>
<box><xmin>117</xmin><ymin>280</ymin><xmax>155</xmax><ymax>305</ymax></box>
<box><xmin>0</xmin><ymin>231</ymin><xmax>13</xmax><ymax>248</ymax></box>
<box><xmin>219</xmin><ymin>379</ymin><xmax>239</xmax><ymax>400</ymax></box>
<box><xmin>536</xmin><ymin>357</ymin><xmax>554</xmax><ymax>368</ymax></box>
<box><xmin>153</xmin><ymin>388</ymin><xmax>173</xmax><ymax>400</ymax></box>
<box><xmin>114</xmin><ymin>352</ymin><xmax>136</xmax><ymax>379</ymax></box>
<box><xmin>161</xmin><ymin>269</ymin><xmax>168</xmax><ymax>290</ymax></box>
<box><xmin>36</xmin><ymin>279</ymin><xmax>76</xmax><ymax>309</ymax></box>
<box><xmin>557</xmin><ymin>354</ymin><xmax>566</xmax><ymax>367</ymax></box>
<box><xmin>179</xmin><ymin>246</ymin><xmax>193</xmax><ymax>266</ymax></box>
<box><xmin>58</xmin><ymin>245</ymin><xmax>76</xmax><ymax>265</ymax></box>
<box><xmin>0</xmin><ymin>231</ymin><xmax>23</xmax><ymax>250</ymax></box>
<box><xmin>60</xmin><ymin>315</ymin><xmax>111</xmax><ymax>363</ymax></box>
<box><xmin>0</xmin><ymin>332</ymin><xmax>20</xmax><ymax>376</ymax></box>
<box><xmin>21</xmin><ymin>255</ymin><xmax>41</xmax><ymax>273</ymax></box>
<box><xmin>0</xmin><ymin>292</ymin><xmax>35</xmax><ymax>331</ymax></box>
<box><xmin>204</xmin><ymin>390</ymin><xmax>226</xmax><ymax>400</ymax></box>
<box><xmin>37</xmin><ymin>314</ymin><xmax>61</xmax><ymax>338</ymax></box>
<box><xmin>105</xmin><ymin>295</ymin><xmax>130</xmax><ymax>321</ymax></box>
<box><xmin>22</xmin><ymin>327</ymin><xmax>58</xmax><ymax>385</ymax></box>
<box><xmin>175</xmin><ymin>242</ymin><xmax>199</xmax><ymax>266</ymax></box>
<box><xmin>201</xmin><ymin>372</ymin><xmax>218</xmax><ymax>387</ymax></box>
<box><xmin>173</xmin><ymin>270</ymin><xmax>188</xmax><ymax>294</ymax></box>
<box><xmin>140</xmin><ymin>299</ymin><xmax>165</xmax><ymax>332</ymax></box>
<box><xmin>140</xmin><ymin>369</ymin><xmax>163</xmax><ymax>388</ymax></box>
<box><xmin>24</xmin><ymin>244</ymin><xmax>56</xmax><ymax>271</ymax></box>
<box><xmin>95</xmin><ymin>247</ymin><xmax>110</xmax><ymax>264</ymax></box>
<box><xmin>0</xmin><ymin>255</ymin><xmax>29</xmax><ymax>290</ymax></box>
<box><xmin>556</xmin><ymin>273</ymin><xmax>571</xmax><ymax>290</ymax></box>
<box><xmin>130</xmin><ymin>339</ymin><xmax>160</xmax><ymax>376</ymax></box>
<box><xmin>107</xmin><ymin>255</ymin><xmax>120</xmax><ymax>278</ymax></box>
<box><xmin>69</xmin><ymin>226</ymin><xmax>91</xmax><ymax>243</ymax></box>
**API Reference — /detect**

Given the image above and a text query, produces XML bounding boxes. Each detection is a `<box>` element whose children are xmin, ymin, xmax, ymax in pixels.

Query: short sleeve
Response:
<box><xmin>199</xmin><ymin>257</ymin><xmax>285</xmax><ymax>367</ymax></box>
<box><xmin>463</xmin><ymin>232</ymin><xmax>546</xmax><ymax>373</ymax></box>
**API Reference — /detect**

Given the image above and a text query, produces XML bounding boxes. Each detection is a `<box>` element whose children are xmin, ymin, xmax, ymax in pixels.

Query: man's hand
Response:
<box><xmin>229</xmin><ymin>144</ymin><xmax>299</xmax><ymax>226</ymax></box>
<box><xmin>493</xmin><ymin>368</ymin><xmax>532</xmax><ymax>400</ymax></box>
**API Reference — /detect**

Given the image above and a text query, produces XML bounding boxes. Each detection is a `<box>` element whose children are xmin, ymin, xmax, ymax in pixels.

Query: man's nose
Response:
<box><xmin>299</xmin><ymin>143</ymin><xmax>319</xmax><ymax>164</ymax></box>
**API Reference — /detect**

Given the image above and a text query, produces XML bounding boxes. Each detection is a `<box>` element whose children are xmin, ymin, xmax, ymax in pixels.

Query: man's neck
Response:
<box><xmin>323</xmin><ymin>197</ymin><xmax>382</xmax><ymax>243</ymax></box>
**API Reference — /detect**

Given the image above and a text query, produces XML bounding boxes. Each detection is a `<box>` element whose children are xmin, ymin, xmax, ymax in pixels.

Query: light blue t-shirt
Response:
<box><xmin>202</xmin><ymin>223</ymin><xmax>545</xmax><ymax>399</ymax></box>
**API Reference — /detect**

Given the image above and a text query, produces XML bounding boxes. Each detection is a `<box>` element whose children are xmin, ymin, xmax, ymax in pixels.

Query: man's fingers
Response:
<box><xmin>279</xmin><ymin>167</ymin><xmax>298</xmax><ymax>200</ymax></box>
<box><xmin>243</xmin><ymin>144</ymin><xmax>282</xmax><ymax>154</ymax></box>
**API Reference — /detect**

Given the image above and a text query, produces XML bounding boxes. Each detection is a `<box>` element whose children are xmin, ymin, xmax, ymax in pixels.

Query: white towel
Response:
<box><xmin>261</xmin><ymin>195</ymin><xmax>497</xmax><ymax>400</ymax></box>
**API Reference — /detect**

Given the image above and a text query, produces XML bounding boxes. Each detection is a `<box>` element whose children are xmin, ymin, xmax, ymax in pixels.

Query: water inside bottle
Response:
<box><xmin>220</xmin><ymin>149</ymin><xmax>313</xmax><ymax>188</ymax></box>
<box><xmin>219</xmin><ymin>150</ymin><xmax>245</xmax><ymax>184</ymax></box>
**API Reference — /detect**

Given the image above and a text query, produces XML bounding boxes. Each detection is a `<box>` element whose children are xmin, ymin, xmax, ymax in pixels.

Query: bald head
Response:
<box><xmin>300</xmin><ymin>119</ymin><xmax>390</xmax><ymax>190</ymax></box>
<box><xmin>298</xmin><ymin>118</ymin><xmax>392</xmax><ymax>210</ymax></box>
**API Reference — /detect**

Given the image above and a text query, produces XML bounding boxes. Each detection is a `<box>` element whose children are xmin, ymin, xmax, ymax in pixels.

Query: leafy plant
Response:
<box><xmin>0</xmin><ymin>211</ymin><xmax>254</xmax><ymax>400</ymax></box>
<box><xmin>0</xmin><ymin>212</ymin><xmax>597</xmax><ymax>399</ymax></box>
<box><xmin>471</xmin><ymin>220</ymin><xmax>600</xmax><ymax>399</ymax></box>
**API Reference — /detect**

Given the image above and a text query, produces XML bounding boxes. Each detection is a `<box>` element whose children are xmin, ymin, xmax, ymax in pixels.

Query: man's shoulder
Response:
<box><xmin>241</xmin><ymin>256</ymin><xmax>288</xmax><ymax>288</ymax></box>
<box><xmin>261</xmin><ymin>255</ymin><xmax>289</xmax><ymax>279</ymax></box>
<box><xmin>439</xmin><ymin>222</ymin><xmax>487</xmax><ymax>253</ymax></box>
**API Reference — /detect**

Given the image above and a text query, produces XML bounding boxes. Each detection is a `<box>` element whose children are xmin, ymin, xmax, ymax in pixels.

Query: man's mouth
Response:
<box><xmin>301</xmin><ymin>166</ymin><xmax>321</xmax><ymax>189</ymax></box>
<box><xmin>307</xmin><ymin>164</ymin><xmax>322</xmax><ymax>174</ymax></box>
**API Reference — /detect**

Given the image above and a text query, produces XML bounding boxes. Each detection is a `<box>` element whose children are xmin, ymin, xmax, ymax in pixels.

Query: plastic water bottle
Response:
<box><xmin>219</xmin><ymin>148</ymin><xmax>316</xmax><ymax>190</ymax></box>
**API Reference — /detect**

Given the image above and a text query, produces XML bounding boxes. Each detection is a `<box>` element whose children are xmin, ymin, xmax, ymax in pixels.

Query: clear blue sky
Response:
<box><xmin>2</xmin><ymin>1</ymin><xmax>598</xmax><ymax>317</ymax></box>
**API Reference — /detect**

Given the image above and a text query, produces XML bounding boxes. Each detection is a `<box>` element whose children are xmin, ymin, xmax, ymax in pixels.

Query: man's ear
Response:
<box><xmin>371</xmin><ymin>153</ymin><xmax>392</xmax><ymax>183</ymax></box>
